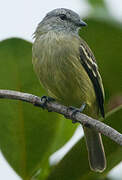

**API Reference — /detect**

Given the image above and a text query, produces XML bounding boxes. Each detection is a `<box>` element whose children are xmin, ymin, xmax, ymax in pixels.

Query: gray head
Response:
<box><xmin>35</xmin><ymin>8</ymin><xmax>86</xmax><ymax>36</ymax></box>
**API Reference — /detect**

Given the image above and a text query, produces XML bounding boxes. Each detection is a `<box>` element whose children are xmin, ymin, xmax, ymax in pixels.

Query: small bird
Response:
<box><xmin>32</xmin><ymin>8</ymin><xmax>106</xmax><ymax>172</ymax></box>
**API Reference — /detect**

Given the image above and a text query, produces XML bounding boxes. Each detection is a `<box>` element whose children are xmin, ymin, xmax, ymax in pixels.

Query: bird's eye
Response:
<box><xmin>59</xmin><ymin>14</ymin><xmax>67</xmax><ymax>20</ymax></box>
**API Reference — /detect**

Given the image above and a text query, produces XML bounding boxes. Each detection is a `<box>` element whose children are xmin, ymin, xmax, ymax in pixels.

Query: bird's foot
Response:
<box><xmin>35</xmin><ymin>96</ymin><xmax>55</xmax><ymax>111</ymax></box>
<box><xmin>65</xmin><ymin>103</ymin><xmax>86</xmax><ymax>123</ymax></box>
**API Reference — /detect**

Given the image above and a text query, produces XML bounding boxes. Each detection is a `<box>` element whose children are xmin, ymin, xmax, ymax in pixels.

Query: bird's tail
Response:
<box><xmin>83</xmin><ymin>126</ymin><xmax>106</xmax><ymax>172</ymax></box>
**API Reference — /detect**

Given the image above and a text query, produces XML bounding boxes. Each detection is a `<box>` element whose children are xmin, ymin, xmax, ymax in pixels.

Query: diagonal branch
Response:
<box><xmin>0</xmin><ymin>89</ymin><xmax>122</xmax><ymax>145</ymax></box>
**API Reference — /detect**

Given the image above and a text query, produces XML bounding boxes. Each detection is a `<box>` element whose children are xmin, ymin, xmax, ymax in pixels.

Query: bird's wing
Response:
<box><xmin>79</xmin><ymin>39</ymin><xmax>105</xmax><ymax>117</ymax></box>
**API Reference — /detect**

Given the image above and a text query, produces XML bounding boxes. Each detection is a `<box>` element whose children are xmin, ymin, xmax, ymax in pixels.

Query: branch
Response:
<box><xmin>0</xmin><ymin>89</ymin><xmax>122</xmax><ymax>146</ymax></box>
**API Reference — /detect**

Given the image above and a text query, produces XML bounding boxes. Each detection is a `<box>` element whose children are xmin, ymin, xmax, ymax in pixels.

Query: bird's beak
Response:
<box><xmin>78</xmin><ymin>20</ymin><xmax>87</xmax><ymax>27</ymax></box>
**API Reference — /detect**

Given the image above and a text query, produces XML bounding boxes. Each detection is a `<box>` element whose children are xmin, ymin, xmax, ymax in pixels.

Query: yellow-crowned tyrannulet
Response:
<box><xmin>32</xmin><ymin>8</ymin><xmax>106</xmax><ymax>172</ymax></box>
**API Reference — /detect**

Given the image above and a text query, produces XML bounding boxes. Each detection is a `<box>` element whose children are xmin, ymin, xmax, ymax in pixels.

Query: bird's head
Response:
<box><xmin>35</xmin><ymin>8</ymin><xmax>87</xmax><ymax>36</ymax></box>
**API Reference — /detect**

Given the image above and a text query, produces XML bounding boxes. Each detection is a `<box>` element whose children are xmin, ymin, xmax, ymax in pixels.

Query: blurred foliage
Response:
<box><xmin>88</xmin><ymin>0</ymin><xmax>104</xmax><ymax>6</ymax></box>
<box><xmin>87</xmin><ymin>0</ymin><xmax>106</xmax><ymax>9</ymax></box>
<box><xmin>86</xmin><ymin>0</ymin><xmax>120</xmax><ymax>22</ymax></box>
<box><xmin>0</xmin><ymin>0</ymin><xmax>122</xmax><ymax>180</ymax></box>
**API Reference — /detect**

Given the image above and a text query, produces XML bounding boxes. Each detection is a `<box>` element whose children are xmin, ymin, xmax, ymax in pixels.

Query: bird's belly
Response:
<box><xmin>34</xmin><ymin>54</ymin><xmax>96</xmax><ymax>109</ymax></box>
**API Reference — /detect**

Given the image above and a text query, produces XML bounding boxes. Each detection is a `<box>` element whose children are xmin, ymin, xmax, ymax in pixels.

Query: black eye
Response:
<box><xmin>59</xmin><ymin>14</ymin><xmax>67</xmax><ymax>20</ymax></box>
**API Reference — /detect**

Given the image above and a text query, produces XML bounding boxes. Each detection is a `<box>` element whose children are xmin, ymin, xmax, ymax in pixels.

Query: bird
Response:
<box><xmin>32</xmin><ymin>8</ymin><xmax>106</xmax><ymax>172</ymax></box>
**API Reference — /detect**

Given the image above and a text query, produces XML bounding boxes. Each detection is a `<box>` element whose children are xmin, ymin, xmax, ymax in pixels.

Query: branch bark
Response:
<box><xmin>0</xmin><ymin>89</ymin><xmax>122</xmax><ymax>146</ymax></box>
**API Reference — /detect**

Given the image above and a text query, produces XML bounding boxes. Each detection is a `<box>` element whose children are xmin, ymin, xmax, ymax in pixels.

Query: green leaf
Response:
<box><xmin>45</xmin><ymin>106</ymin><xmax>122</xmax><ymax>180</ymax></box>
<box><xmin>87</xmin><ymin>0</ymin><xmax>105</xmax><ymax>6</ymax></box>
<box><xmin>0</xmin><ymin>38</ymin><xmax>76</xmax><ymax>179</ymax></box>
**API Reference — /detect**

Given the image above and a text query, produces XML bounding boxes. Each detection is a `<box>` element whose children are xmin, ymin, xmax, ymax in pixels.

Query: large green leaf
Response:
<box><xmin>46</xmin><ymin>106</ymin><xmax>122</xmax><ymax>180</ymax></box>
<box><xmin>0</xmin><ymin>38</ymin><xmax>76</xmax><ymax>179</ymax></box>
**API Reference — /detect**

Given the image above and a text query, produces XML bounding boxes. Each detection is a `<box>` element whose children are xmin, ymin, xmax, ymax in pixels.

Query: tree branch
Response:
<box><xmin>0</xmin><ymin>89</ymin><xmax>122</xmax><ymax>146</ymax></box>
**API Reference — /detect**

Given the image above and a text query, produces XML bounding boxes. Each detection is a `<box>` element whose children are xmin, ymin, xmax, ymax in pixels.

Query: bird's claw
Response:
<box><xmin>69</xmin><ymin>106</ymin><xmax>81</xmax><ymax>123</ymax></box>
<box><xmin>65</xmin><ymin>103</ymin><xmax>86</xmax><ymax>124</ymax></box>
<box><xmin>41</xmin><ymin>96</ymin><xmax>55</xmax><ymax>111</ymax></box>
<box><xmin>64</xmin><ymin>106</ymin><xmax>80</xmax><ymax>123</ymax></box>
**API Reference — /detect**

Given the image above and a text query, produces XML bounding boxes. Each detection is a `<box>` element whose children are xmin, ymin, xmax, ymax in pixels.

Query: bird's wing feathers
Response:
<box><xmin>79</xmin><ymin>41</ymin><xmax>105</xmax><ymax>117</ymax></box>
